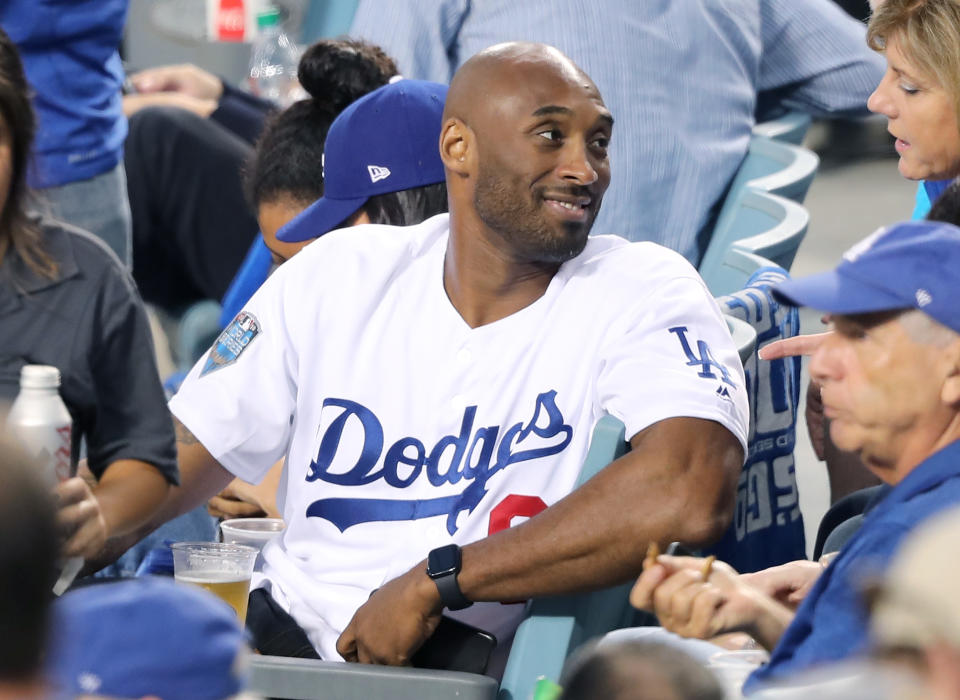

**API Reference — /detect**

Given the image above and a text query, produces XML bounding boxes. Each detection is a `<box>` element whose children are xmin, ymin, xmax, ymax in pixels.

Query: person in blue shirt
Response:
<box><xmin>630</xmin><ymin>220</ymin><xmax>960</xmax><ymax>695</ymax></box>
<box><xmin>349</xmin><ymin>0</ymin><xmax>883</xmax><ymax>264</ymax></box>
<box><xmin>0</xmin><ymin>0</ymin><xmax>132</xmax><ymax>266</ymax></box>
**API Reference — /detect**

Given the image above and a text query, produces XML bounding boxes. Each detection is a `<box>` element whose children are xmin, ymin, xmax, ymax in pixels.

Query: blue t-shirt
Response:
<box><xmin>0</xmin><ymin>0</ymin><xmax>128</xmax><ymax>188</ymax></box>
<box><xmin>744</xmin><ymin>439</ymin><xmax>960</xmax><ymax>694</ymax></box>
<box><xmin>912</xmin><ymin>179</ymin><xmax>954</xmax><ymax>220</ymax></box>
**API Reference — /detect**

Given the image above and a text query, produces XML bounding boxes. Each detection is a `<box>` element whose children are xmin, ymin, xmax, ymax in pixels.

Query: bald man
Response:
<box><xmin>105</xmin><ymin>43</ymin><xmax>748</xmax><ymax>667</ymax></box>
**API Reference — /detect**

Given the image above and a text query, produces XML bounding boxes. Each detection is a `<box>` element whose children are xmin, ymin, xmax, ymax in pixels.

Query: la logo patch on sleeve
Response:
<box><xmin>200</xmin><ymin>311</ymin><xmax>261</xmax><ymax>377</ymax></box>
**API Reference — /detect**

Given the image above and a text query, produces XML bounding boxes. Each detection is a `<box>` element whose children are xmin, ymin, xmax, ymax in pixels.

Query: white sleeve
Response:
<box><xmin>597</xmin><ymin>275</ymin><xmax>749</xmax><ymax>454</ymax></box>
<box><xmin>168</xmin><ymin>272</ymin><xmax>298</xmax><ymax>483</ymax></box>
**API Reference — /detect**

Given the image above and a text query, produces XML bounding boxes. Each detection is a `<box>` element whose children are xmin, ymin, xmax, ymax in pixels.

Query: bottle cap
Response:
<box><xmin>256</xmin><ymin>7</ymin><xmax>281</xmax><ymax>28</ymax></box>
<box><xmin>19</xmin><ymin>365</ymin><xmax>61</xmax><ymax>389</ymax></box>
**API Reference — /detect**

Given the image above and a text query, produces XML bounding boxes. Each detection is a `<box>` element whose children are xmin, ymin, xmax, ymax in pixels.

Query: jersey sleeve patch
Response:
<box><xmin>200</xmin><ymin>311</ymin><xmax>262</xmax><ymax>377</ymax></box>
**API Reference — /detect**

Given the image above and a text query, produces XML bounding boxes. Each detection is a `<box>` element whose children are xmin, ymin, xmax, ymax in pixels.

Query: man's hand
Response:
<box><xmin>740</xmin><ymin>560</ymin><xmax>822</xmax><ymax>611</ymax></box>
<box><xmin>129</xmin><ymin>63</ymin><xmax>224</xmax><ymax>100</ymax></box>
<box><xmin>337</xmin><ymin>563</ymin><xmax>443</xmax><ymax>665</ymax></box>
<box><xmin>207</xmin><ymin>486</ymin><xmax>267</xmax><ymax>519</ymax></box>
<box><xmin>56</xmin><ymin>477</ymin><xmax>108</xmax><ymax>560</ymax></box>
<box><xmin>207</xmin><ymin>462</ymin><xmax>283</xmax><ymax>520</ymax></box>
<box><xmin>630</xmin><ymin>554</ymin><xmax>760</xmax><ymax>641</ymax></box>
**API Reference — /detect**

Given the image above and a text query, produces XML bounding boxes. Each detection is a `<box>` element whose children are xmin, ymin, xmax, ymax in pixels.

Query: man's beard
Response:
<box><xmin>473</xmin><ymin>162</ymin><xmax>592</xmax><ymax>265</ymax></box>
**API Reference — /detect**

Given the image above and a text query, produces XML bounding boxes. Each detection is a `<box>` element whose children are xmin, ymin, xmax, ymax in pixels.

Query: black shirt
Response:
<box><xmin>0</xmin><ymin>218</ymin><xmax>178</xmax><ymax>483</ymax></box>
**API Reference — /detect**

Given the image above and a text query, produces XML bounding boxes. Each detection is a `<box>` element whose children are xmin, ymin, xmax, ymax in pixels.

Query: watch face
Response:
<box><xmin>428</xmin><ymin>544</ymin><xmax>461</xmax><ymax>578</ymax></box>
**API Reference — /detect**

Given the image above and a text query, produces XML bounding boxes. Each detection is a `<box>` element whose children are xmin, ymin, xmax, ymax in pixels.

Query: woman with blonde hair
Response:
<box><xmin>866</xmin><ymin>0</ymin><xmax>960</xmax><ymax>216</ymax></box>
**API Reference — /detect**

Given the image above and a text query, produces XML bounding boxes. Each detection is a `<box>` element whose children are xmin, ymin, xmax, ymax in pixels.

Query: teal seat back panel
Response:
<box><xmin>752</xmin><ymin>111</ymin><xmax>812</xmax><ymax>145</ymax></box>
<box><xmin>499</xmin><ymin>416</ymin><xmax>630</xmax><ymax>700</ymax></box>
<box><xmin>701</xmin><ymin>190</ymin><xmax>808</xmax><ymax>297</ymax></box>
<box><xmin>249</xmin><ymin>655</ymin><xmax>498</xmax><ymax>700</ymax></box>
<box><xmin>699</xmin><ymin>133</ymin><xmax>816</xmax><ymax>289</ymax></box>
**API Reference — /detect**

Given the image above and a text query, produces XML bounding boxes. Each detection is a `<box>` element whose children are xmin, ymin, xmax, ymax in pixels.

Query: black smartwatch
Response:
<box><xmin>426</xmin><ymin>544</ymin><xmax>472</xmax><ymax>610</ymax></box>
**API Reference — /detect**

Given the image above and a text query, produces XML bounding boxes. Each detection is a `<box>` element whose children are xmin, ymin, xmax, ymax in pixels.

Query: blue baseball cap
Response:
<box><xmin>277</xmin><ymin>79</ymin><xmax>448</xmax><ymax>243</ymax></box>
<box><xmin>46</xmin><ymin>578</ymin><xmax>249</xmax><ymax>700</ymax></box>
<box><xmin>772</xmin><ymin>220</ymin><xmax>960</xmax><ymax>333</ymax></box>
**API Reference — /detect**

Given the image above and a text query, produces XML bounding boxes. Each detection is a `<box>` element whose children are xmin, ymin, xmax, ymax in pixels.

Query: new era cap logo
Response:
<box><xmin>368</xmin><ymin>165</ymin><xmax>391</xmax><ymax>183</ymax></box>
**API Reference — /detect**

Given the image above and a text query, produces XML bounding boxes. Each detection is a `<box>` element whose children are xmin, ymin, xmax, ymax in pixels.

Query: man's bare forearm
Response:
<box><xmin>454</xmin><ymin>417</ymin><xmax>743</xmax><ymax>602</ymax></box>
<box><xmin>87</xmin><ymin>417</ymin><xmax>235</xmax><ymax>570</ymax></box>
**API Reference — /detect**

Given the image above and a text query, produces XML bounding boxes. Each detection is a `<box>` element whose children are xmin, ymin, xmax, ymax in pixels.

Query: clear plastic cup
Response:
<box><xmin>171</xmin><ymin>542</ymin><xmax>258</xmax><ymax>623</ymax></box>
<box><xmin>219</xmin><ymin>518</ymin><xmax>285</xmax><ymax>571</ymax></box>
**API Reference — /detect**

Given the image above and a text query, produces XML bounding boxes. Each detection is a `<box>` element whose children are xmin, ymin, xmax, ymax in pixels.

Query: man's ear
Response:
<box><xmin>440</xmin><ymin>118</ymin><xmax>472</xmax><ymax>176</ymax></box>
<box><xmin>941</xmin><ymin>339</ymin><xmax>960</xmax><ymax>406</ymax></box>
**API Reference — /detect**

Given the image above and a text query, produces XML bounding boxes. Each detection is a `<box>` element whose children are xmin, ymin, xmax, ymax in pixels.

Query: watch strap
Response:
<box><xmin>433</xmin><ymin>569</ymin><xmax>473</xmax><ymax>611</ymax></box>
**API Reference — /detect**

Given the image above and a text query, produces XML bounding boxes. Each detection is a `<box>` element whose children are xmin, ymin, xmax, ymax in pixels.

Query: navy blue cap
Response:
<box><xmin>277</xmin><ymin>79</ymin><xmax>448</xmax><ymax>243</ymax></box>
<box><xmin>46</xmin><ymin>578</ymin><xmax>249</xmax><ymax>700</ymax></box>
<box><xmin>772</xmin><ymin>220</ymin><xmax>960</xmax><ymax>333</ymax></box>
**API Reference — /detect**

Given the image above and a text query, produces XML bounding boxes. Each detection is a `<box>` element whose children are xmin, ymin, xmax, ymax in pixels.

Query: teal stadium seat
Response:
<box><xmin>717</xmin><ymin>135</ymin><xmax>819</xmax><ymax>216</ymax></box>
<box><xmin>752</xmin><ymin>110</ymin><xmax>813</xmax><ymax>146</ymax></box>
<box><xmin>699</xmin><ymin>189</ymin><xmax>810</xmax><ymax>297</ymax></box>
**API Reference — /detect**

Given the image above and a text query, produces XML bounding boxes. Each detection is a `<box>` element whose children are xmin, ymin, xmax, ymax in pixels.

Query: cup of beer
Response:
<box><xmin>171</xmin><ymin>542</ymin><xmax>258</xmax><ymax>623</ymax></box>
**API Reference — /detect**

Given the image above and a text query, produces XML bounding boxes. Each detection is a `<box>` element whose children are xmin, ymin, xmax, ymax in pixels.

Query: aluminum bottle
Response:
<box><xmin>6</xmin><ymin>365</ymin><xmax>82</xmax><ymax>594</ymax></box>
<box><xmin>6</xmin><ymin>364</ymin><xmax>73</xmax><ymax>484</ymax></box>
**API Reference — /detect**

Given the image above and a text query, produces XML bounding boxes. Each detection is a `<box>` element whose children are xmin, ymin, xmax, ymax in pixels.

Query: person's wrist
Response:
<box><xmin>744</xmin><ymin>588</ymin><xmax>793</xmax><ymax>651</ymax></box>
<box><xmin>413</xmin><ymin>560</ymin><xmax>444</xmax><ymax>616</ymax></box>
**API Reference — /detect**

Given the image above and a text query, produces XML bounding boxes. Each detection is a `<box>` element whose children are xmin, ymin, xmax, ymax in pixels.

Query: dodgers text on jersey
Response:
<box><xmin>305</xmin><ymin>390</ymin><xmax>572</xmax><ymax>535</ymax></box>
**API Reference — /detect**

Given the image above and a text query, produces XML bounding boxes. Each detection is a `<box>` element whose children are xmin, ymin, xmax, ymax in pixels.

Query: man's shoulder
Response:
<box><xmin>566</xmin><ymin>234</ymin><xmax>705</xmax><ymax>291</ymax></box>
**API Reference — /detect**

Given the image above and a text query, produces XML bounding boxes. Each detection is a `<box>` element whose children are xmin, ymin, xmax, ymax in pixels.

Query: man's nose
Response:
<box><xmin>557</xmin><ymin>141</ymin><xmax>599</xmax><ymax>185</ymax></box>
<box><xmin>809</xmin><ymin>334</ymin><xmax>841</xmax><ymax>386</ymax></box>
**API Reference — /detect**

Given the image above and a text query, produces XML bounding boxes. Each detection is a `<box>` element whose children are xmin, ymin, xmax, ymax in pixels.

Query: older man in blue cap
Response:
<box><xmin>631</xmin><ymin>220</ymin><xmax>960</xmax><ymax>695</ymax></box>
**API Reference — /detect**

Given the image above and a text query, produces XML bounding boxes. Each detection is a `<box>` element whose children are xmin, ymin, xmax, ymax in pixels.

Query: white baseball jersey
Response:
<box><xmin>170</xmin><ymin>213</ymin><xmax>748</xmax><ymax>660</ymax></box>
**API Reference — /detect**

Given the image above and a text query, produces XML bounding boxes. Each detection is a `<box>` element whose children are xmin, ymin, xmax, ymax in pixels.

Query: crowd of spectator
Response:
<box><xmin>2</xmin><ymin>0</ymin><xmax>960</xmax><ymax>698</ymax></box>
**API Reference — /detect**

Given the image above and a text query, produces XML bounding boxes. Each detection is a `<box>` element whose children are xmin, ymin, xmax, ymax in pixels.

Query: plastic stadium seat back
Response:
<box><xmin>752</xmin><ymin>110</ymin><xmax>812</xmax><ymax>146</ymax></box>
<box><xmin>700</xmin><ymin>189</ymin><xmax>809</xmax><ymax>297</ymax></box>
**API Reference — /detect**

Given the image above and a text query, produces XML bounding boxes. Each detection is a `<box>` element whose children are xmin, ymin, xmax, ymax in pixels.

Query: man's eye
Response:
<box><xmin>591</xmin><ymin>136</ymin><xmax>610</xmax><ymax>150</ymax></box>
<box><xmin>537</xmin><ymin>129</ymin><xmax>562</xmax><ymax>142</ymax></box>
<box><xmin>899</xmin><ymin>82</ymin><xmax>919</xmax><ymax>95</ymax></box>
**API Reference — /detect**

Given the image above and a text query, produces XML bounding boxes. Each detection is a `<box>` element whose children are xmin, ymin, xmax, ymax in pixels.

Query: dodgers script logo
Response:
<box><xmin>305</xmin><ymin>390</ymin><xmax>572</xmax><ymax>534</ymax></box>
<box><xmin>201</xmin><ymin>311</ymin><xmax>260</xmax><ymax>376</ymax></box>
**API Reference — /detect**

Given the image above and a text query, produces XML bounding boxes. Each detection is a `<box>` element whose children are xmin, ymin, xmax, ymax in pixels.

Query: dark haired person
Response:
<box><xmin>122</xmin><ymin>39</ymin><xmax>398</xmax><ymax>316</ymax></box>
<box><xmin>0</xmin><ymin>28</ymin><xmax>176</xmax><ymax>566</ymax></box>
<box><xmin>559</xmin><ymin>641</ymin><xmax>723</xmax><ymax>700</ymax></box>
<box><xmin>0</xmin><ymin>437</ymin><xmax>59</xmax><ymax>700</ymax></box>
